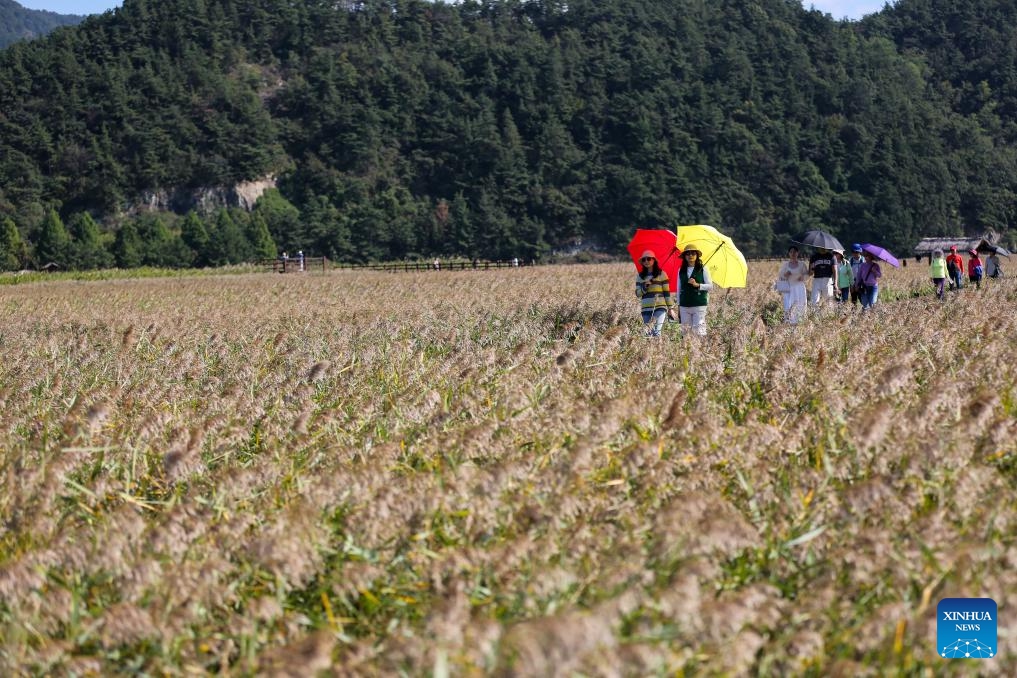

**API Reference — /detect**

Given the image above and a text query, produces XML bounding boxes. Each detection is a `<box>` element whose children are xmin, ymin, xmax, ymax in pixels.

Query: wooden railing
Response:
<box><xmin>260</xmin><ymin>257</ymin><xmax>532</xmax><ymax>273</ymax></box>
<box><xmin>261</xmin><ymin>257</ymin><xmax>329</xmax><ymax>273</ymax></box>
<box><xmin>334</xmin><ymin>259</ymin><xmax>531</xmax><ymax>272</ymax></box>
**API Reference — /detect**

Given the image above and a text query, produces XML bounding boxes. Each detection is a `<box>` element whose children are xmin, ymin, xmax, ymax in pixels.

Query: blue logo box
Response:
<box><xmin>938</xmin><ymin>598</ymin><xmax>997</xmax><ymax>659</ymax></box>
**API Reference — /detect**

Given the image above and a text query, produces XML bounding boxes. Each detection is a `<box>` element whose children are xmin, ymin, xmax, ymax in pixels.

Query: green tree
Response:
<box><xmin>180</xmin><ymin>212</ymin><xmax>211</xmax><ymax>266</ymax></box>
<box><xmin>0</xmin><ymin>217</ymin><xmax>29</xmax><ymax>270</ymax></box>
<box><xmin>205</xmin><ymin>208</ymin><xmax>251</xmax><ymax>265</ymax></box>
<box><xmin>253</xmin><ymin>189</ymin><xmax>302</xmax><ymax>251</ymax></box>
<box><xmin>35</xmin><ymin>209</ymin><xmax>71</xmax><ymax>267</ymax></box>
<box><xmin>246</xmin><ymin>212</ymin><xmax>277</xmax><ymax>259</ymax></box>
<box><xmin>133</xmin><ymin>213</ymin><xmax>193</xmax><ymax>267</ymax></box>
<box><xmin>67</xmin><ymin>213</ymin><xmax>114</xmax><ymax>270</ymax></box>
<box><xmin>112</xmin><ymin>222</ymin><xmax>144</xmax><ymax>268</ymax></box>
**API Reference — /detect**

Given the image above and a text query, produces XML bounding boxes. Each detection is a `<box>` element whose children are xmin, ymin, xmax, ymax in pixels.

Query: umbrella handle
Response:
<box><xmin>702</xmin><ymin>242</ymin><xmax>724</xmax><ymax>266</ymax></box>
<box><xmin>661</xmin><ymin>247</ymin><xmax>681</xmax><ymax>267</ymax></box>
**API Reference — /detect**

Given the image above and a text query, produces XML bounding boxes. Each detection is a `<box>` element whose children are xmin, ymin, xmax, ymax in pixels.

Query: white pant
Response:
<box><xmin>810</xmin><ymin>278</ymin><xmax>832</xmax><ymax>305</ymax></box>
<box><xmin>679</xmin><ymin>306</ymin><xmax>708</xmax><ymax>336</ymax></box>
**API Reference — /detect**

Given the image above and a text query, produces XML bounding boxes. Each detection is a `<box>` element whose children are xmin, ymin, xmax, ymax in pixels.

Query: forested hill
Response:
<box><xmin>2</xmin><ymin>0</ymin><xmax>1017</xmax><ymax>270</ymax></box>
<box><xmin>0</xmin><ymin>0</ymin><xmax>83</xmax><ymax>48</ymax></box>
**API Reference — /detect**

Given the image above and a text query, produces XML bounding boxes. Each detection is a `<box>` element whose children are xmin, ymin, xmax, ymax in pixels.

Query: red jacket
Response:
<box><xmin>968</xmin><ymin>255</ymin><xmax>983</xmax><ymax>277</ymax></box>
<box><xmin>946</xmin><ymin>252</ymin><xmax>964</xmax><ymax>274</ymax></box>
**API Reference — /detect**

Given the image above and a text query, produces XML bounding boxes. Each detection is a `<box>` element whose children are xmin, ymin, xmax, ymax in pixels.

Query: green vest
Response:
<box><xmin>679</xmin><ymin>265</ymin><xmax>709</xmax><ymax>307</ymax></box>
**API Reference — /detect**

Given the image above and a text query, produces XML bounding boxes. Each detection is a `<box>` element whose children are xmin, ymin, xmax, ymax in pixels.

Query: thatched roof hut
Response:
<box><xmin>913</xmin><ymin>235</ymin><xmax>1000</xmax><ymax>257</ymax></box>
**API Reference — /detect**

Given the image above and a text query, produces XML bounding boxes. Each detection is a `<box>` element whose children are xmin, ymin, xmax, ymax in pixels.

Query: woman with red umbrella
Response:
<box><xmin>636</xmin><ymin>250</ymin><xmax>675</xmax><ymax>337</ymax></box>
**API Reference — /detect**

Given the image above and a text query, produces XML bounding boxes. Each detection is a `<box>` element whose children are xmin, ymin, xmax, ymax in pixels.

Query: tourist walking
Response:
<box><xmin>946</xmin><ymin>245</ymin><xmax>964</xmax><ymax>290</ymax></box>
<box><xmin>986</xmin><ymin>250</ymin><xmax>1003</xmax><ymax>279</ymax></box>
<box><xmin>930</xmin><ymin>249</ymin><xmax>947</xmax><ymax>300</ymax></box>
<box><xmin>778</xmin><ymin>246</ymin><xmax>809</xmax><ymax>325</ymax></box>
<box><xmin>847</xmin><ymin>244</ymin><xmax>865</xmax><ymax>305</ymax></box>
<box><xmin>636</xmin><ymin>250</ymin><xmax>674</xmax><ymax>338</ymax></box>
<box><xmin>808</xmin><ymin>247</ymin><xmax>835</xmax><ymax>307</ymax></box>
<box><xmin>857</xmin><ymin>250</ymin><xmax>882</xmax><ymax>309</ymax></box>
<box><xmin>967</xmin><ymin>249</ymin><xmax>984</xmax><ymax>289</ymax></box>
<box><xmin>676</xmin><ymin>244</ymin><xmax>713</xmax><ymax>336</ymax></box>
<box><xmin>834</xmin><ymin>250</ymin><xmax>853</xmax><ymax>303</ymax></box>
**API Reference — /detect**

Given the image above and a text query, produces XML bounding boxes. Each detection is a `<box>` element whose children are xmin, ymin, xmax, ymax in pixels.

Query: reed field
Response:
<box><xmin>1</xmin><ymin>260</ymin><xmax>1015</xmax><ymax>676</ymax></box>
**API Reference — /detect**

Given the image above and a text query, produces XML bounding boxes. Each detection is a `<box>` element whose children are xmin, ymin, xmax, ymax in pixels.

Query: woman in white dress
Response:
<box><xmin>778</xmin><ymin>245</ymin><xmax>809</xmax><ymax>325</ymax></box>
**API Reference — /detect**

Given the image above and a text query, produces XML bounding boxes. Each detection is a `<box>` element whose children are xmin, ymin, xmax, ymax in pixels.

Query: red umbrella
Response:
<box><xmin>627</xmin><ymin>228</ymin><xmax>682</xmax><ymax>292</ymax></box>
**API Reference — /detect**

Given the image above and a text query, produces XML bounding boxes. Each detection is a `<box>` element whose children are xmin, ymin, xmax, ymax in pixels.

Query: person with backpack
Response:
<box><xmin>636</xmin><ymin>250</ymin><xmax>674</xmax><ymax>338</ymax></box>
<box><xmin>945</xmin><ymin>245</ymin><xmax>964</xmax><ymax>290</ymax></box>
<box><xmin>929</xmin><ymin>249</ymin><xmax>947</xmax><ymax>300</ymax></box>
<box><xmin>967</xmin><ymin>249</ymin><xmax>984</xmax><ymax>289</ymax></box>
<box><xmin>677</xmin><ymin>244</ymin><xmax>714</xmax><ymax>336</ymax></box>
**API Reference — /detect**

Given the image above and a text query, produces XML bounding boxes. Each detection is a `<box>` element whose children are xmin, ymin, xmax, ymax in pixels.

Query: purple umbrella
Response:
<box><xmin>861</xmin><ymin>243</ymin><xmax>900</xmax><ymax>268</ymax></box>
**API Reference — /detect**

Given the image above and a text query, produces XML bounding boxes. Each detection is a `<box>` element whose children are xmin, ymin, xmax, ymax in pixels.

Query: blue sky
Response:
<box><xmin>808</xmin><ymin>1</ymin><xmax>891</xmax><ymax>20</ymax></box>
<box><xmin>18</xmin><ymin>1</ymin><xmax>121</xmax><ymax>15</ymax></box>
<box><xmin>18</xmin><ymin>0</ymin><xmax>890</xmax><ymax>21</ymax></box>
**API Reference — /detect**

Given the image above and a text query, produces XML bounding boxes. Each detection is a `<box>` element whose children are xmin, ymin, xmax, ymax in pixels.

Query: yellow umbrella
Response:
<box><xmin>675</xmin><ymin>225</ymin><xmax>747</xmax><ymax>288</ymax></box>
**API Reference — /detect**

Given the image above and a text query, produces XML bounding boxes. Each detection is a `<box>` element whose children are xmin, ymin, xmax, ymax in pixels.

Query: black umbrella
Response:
<box><xmin>794</xmin><ymin>229</ymin><xmax>845</xmax><ymax>252</ymax></box>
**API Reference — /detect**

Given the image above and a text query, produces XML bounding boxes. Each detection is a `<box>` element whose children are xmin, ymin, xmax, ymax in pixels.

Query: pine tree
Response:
<box><xmin>35</xmin><ymin>209</ymin><xmax>71</xmax><ymax>267</ymax></box>
<box><xmin>180</xmin><ymin>212</ymin><xmax>211</xmax><ymax>266</ymax></box>
<box><xmin>67</xmin><ymin>213</ymin><xmax>114</xmax><ymax>270</ymax></box>
<box><xmin>206</xmin><ymin>209</ymin><xmax>251</xmax><ymax>265</ymax></box>
<box><xmin>253</xmin><ymin>189</ymin><xmax>302</xmax><ymax>252</ymax></box>
<box><xmin>133</xmin><ymin>213</ymin><xmax>192</xmax><ymax>267</ymax></box>
<box><xmin>112</xmin><ymin>222</ymin><xmax>144</xmax><ymax>268</ymax></box>
<box><xmin>0</xmin><ymin>217</ymin><xmax>29</xmax><ymax>271</ymax></box>
<box><xmin>246</xmin><ymin>212</ymin><xmax>277</xmax><ymax>259</ymax></box>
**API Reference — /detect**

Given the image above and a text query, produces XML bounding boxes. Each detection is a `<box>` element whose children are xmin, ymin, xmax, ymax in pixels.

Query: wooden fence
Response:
<box><xmin>335</xmin><ymin>259</ymin><xmax>530</xmax><ymax>272</ymax></box>
<box><xmin>261</xmin><ymin>257</ymin><xmax>329</xmax><ymax>273</ymax></box>
<box><xmin>261</xmin><ymin>257</ymin><xmax>531</xmax><ymax>273</ymax></box>
<box><xmin>261</xmin><ymin>256</ymin><xmax>873</xmax><ymax>273</ymax></box>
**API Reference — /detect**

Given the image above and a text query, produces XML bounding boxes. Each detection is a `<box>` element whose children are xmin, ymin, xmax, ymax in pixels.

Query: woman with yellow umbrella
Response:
<box><xmin>676</xmin><ymin>243</ymin><xmax>714</xmax><ymax>336</ymax></box>
<box><xmin>674</xmin><ymin>225</ymin><xmax>747</xmax><ymax>336</ymax></box>
<box><xmin>675</xmin><ymin>225</ymin><xmax>748</xmax><ymax>288</ymax></box>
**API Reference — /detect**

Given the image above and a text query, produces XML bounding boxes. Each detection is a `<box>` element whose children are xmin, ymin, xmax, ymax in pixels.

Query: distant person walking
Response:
<box><xmin>847</xmin><ymin>244</ymin><xmax>865</xmax><ymax>305</ymax></box>
<box><xmin>986</xmin><ymin>250</ymin><xmax>1002</xmax><ymax>279</ymax></box>
<box><xmin>834</xmin><ymin>250</ymin><xmax>853</xmax><ymax>303</ymax></box>
<box><xmin>778</xmin><ymin>245</ymin><xmax>809</xmax><ymax>325</ymax></box>
<box><xmin>967</xmin><ymin>249</ymin><xmax>984</xmax><ymax>289</ymax></box>
<box><xmin>677</xmin><ymin>244</ymin><xmax>713</xmax><ymax>336</ymax></box>
<box><xmin>857</xmin><ymin>250</ymin><xmax>882</xmax><ymax>309</ymax></box>
<box><xmin>930</xmin><ymin>249</ymin><xmax>947</xmax><ymax>300</ymax></box>
<box><xmin>808</xmin><ymin>247</ymin><xmax>835</xmax><ymax>307</ymax></box>
<box><xmin>636</xmin><ymin>251</ymin><xmax>674</xmax><ymax>338</ymax></box>
<box><xmin>946</xmin><ymin>245</ymin><xmax>964</xmax><ymax>290</ymax></box>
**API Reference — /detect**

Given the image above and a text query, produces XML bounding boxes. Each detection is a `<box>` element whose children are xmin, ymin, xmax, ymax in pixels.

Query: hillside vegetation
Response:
<box><xmin>2</xmin><ymin>0</ymin><xmax>1017</xmax><ymax>268</ymax></box>
<box><xmin>1</xmin><ymin>264</ymin><xmax>1015</xmax><ymax>673</ymax></box>
<box><xmin>0</xmin><ymin>0</ymin><xmax>82</xmax><ymax>49</ymax></box>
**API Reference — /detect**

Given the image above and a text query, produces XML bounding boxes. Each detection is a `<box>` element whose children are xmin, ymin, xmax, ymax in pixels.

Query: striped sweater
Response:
<box><xmin>636</xmin><ymin>272</ymin><xmax>673</xmax><ymax>311</ymax></box>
